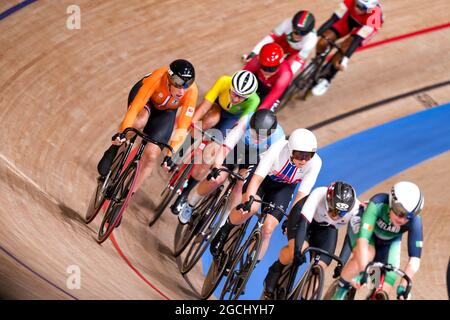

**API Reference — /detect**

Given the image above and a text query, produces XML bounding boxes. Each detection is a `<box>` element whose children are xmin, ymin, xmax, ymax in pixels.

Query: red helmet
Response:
<box><xmin>259</xmin><ymin>43</ymin><xmax>284</xmax><ymax>68</ymax></box>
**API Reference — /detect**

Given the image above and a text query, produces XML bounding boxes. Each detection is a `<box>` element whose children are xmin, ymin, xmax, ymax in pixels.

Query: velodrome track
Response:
<box><xmin>0</xmin><ymin>0</ymin><xmax>449</xmax><ymax>300</ymax></box>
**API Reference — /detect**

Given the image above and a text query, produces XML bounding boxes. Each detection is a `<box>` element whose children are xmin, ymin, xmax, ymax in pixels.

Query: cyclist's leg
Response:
<box><xmin>332</xmin><ymin>215</ymin><xmax>375</xmax><ymax>299</ymax></box>
<box><xmin>209</xmin><ymin>176</ymin><xmax>263</xmax><ymax>257</ymax></box>
<box><xmin>134</xmin><ymin>106</ymin><xmax>177</xmax><ymax>191</ymax></box>
<box><xmin>264</xmin><ymin>208</ymin><xmax>311</xmax><ymax>297</ymax></box>
<box><xmin>376</xmin><ymin>237</ymin><xmax>402</xmax><ymax>294</ymax></box>
<box><xmin>177</xmin><ymin>107</ymin><xmax>237</xmax><ymax>203</ymax></box>
<box><xmin>97</xmin><ymin>78</ymin><xmax>150</xmax><ymax>176</ymax></box>
<box><xmin>308</xmin><ymin>223</ymin><xmax>338</xmax><ymax>269</ymax></box>
<box><xmin>259</xmin><ymin>182</ymin><xmax>297</xmax><ymax>260</ymax></box>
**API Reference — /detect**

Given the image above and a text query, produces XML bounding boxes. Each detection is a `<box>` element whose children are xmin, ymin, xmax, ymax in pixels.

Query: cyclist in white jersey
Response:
<box><xmin>263</xmin><ymin>182</ymin><xmax>363</xmax><ymax>298</ymax></box>
<box><xmin>242</xmin><ymin>10</ymin><xmax>318</xmax><ymax>76</ymax></box>
<box><xmin>210</xmin><ymin>128</ymin><xmax>322</xmax><ymax>262</ymax></box>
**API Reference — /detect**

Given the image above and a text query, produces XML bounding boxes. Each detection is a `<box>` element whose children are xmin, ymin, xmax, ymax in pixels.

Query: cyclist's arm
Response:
<box><xmin>169</xmin><ymin>84</ymin><xmax>198</xmax><ymax>154</ymax></box>
<box><xmin>296</xmin><ymin>156</ymin><xmax>322</xmax><ymax>197</ymax></box>
<box><xmin>242</xmin><ymin>173</ymin><xmax>264</xmax><ymax>204</ymax></box>
<box><xmin>291</xmin><ymin>35</ymin><xmax>317</xmax><ymax>74</ymax></box>
<box><xmin>355</xmin><ymin>201</ymin><xmax>378</xmax><ymax>264</ymax></box>
<box><xmin>401</xmin><ymin>215</ymin><xmax>424</xmax><ymax>287</ymax></box>
<box><xmin>248</xmin><ymin>19</ymin><xmax>289</xmax><ymax>56</ymax></box>
<box><xmin>213</xmin><ymin>116</ymin><xmax>248</xmax><ymax>168</ymax></box>
<box><xmin>317</xmin><ymin>1</ymin><xmax>349</xmax><ymax>36</ymax></box>
<box><xmin>257</xmin><ymin>65</ymin><xmax>293</xmax><ymax>110</ymax></box>
<box><xmin>119</xmin><ymin>69</ymin><xmax>164</xmax><ymax>132</ymax></box>
<box><xmin>192</xmin><ymin>99</ymin><xmax>213</xmax><ymax>124</ymax></box>
<box><xmin>338</xmin><ymin>234</ymin><xmax>353</xmax><ymax>265</ymax></box>
<box><xmin>193</xmin><ymin>76</ymin><xmax>228</xmax><ymax>123</ymax></box>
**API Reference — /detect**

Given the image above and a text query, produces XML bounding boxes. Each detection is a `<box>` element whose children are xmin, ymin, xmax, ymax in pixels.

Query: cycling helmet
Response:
<box><xmin>168</xmin><ymin>59</ymin><xmax>195</xmax><ymax>89</ymax></box>
<box><xmin>356</xmin><ymin>0</ymin><xmax>379</xmax><ymax>12</ymax></box>
<box><xmin>390</xmin><ymin>181</ymin><xmax>424</xmax><ymax>219</ymax></box>
<box><xmin>292</xmin><ymin>10</ymin><xmax>315</xmax><ymax>35</ymax></box>
<box><xmin>231</xmin><ymin>70</ymin><xmax>258</xmax><ymax>97</ymax></box>
<box><xmin>288</xmin><ymin>128</ymin><xmax>317</xmax><ymax>153</ymax></box>
<box><xmin>326</xmin><ymin>181</ymin><xmax>356</xmax><ymax>217</ymax></box>
<box><xmin>250</xmin><ymin>109</ymin><xmax>277</xmax><ymax>134</ymax></box>
<box><xmin>259</xmin><ymin>43</ymin><xmax>284</xmax><ymax>68</ymax></box>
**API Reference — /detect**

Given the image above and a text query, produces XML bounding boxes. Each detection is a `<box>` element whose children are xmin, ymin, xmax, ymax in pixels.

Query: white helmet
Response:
<box><xmin>356</xmin><ymin>0</ymin><xmax>379</xmax><ymax>11</ymax></box>
<box><xmin>231</xmin><ymin>70</ymin><xmax>258</xmax><ymax>97</ymax></box>
<box><xmin>389</xmin><ymin>181</ymin><xmax>424</xmax><ymax>219</ymax></box>
<box><xmin>288</xmin><ymin>128</ymin><xmax>317</xmax><ymax>153</ymax></box>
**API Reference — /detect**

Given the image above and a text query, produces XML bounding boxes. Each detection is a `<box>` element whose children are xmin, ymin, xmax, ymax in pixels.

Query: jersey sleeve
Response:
<box><xmin>258</xmin><ymin>64</ymin><xmax>293</xmax><ymax>110</ymax></box>
<box><xmin>254</xmin><ymin>142</ymin><xmax>284</xmax><ymax>178</ymax></box>
<box><xmin>223</xmin><ymin>115</ymin><xmax>248</xmax><ymax>150</ymax></box>
<box><xmin>273</xmin><ymin>18</ymin><xmax>292</xmax><ymax>37</ymax></box>
<box><xmin>243</xmin><ymin>56</ymin><xmax>260</xmax><ymax>73</ymax></box>
<box><xmin>119</xmin><ymin>67</ymin><xmax>165</xmax><ymax>132</ymax></box>
<box><xmin>335</xmin><ymin>1</ymin><xmax>350</xmax><ymax>18</ymax></box>
<box><xmin>204</xmin><ymin>76</ymin><xmax>227</xmax><ymax>104</ymax></box>
<box><xmin>251</xmin><ymin>35</ymin><xmax>275</xmax><ymax>55</ymax></box>
<box><xmin>407</xmin><ymin>215</ymin><xmax>423</xmax><ymax>258</ymax></box>
<box><xmin>358</xmin><ymin>201</ymin><xmax>379</xmax><ymax>240</ymax></box>
<box><xmin>169</xmin><ymin>83</ymin><xmax>198</xmax><ymax>152</ymax></box>
<box><xmin>297</xmin><ymin>156</ymin><xmax>322</xmax><ymax>195</ymax></box>
<box><xmin>301</xmin><ymin>187</ymin><xmax>325</xmax><ymax>222</ymax></box>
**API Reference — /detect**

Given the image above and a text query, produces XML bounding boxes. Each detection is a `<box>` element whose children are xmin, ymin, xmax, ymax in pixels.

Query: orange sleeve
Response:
<box><xmin>119</xmin><ymin>67</ymin><xmax>167</xmax><ymax>132</ymax></box>
<box><xmin>168</xmin><ymin>83</ymin><xmax>199</xmax><ymax>152</ymax></box>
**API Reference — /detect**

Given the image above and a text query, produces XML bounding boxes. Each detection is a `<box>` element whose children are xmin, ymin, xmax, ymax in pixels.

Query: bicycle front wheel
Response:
<box><xmin>290</xmin><ymin>264</ymin><xmax>324</xmax><ymax>300</ymax></box>
<box><xmin>179</xmin><ymin>192</ymin><xmax>227</xmax><ymax>274</ymax></box>
<box><xmin>97</xmin><ymin>161</ymin><xmax>139</xmax><ymax>243</ymax></box>
<box><xmin>173</xmin><ymin>186</ymin><xmax>220</xmax><ymax>257</ymax></box>
<box><xmin>149</xmin><ymin>163</ymin><xmax>193</xmax><ymax>227</ymax></box>
<box><xmin>220</xmin><ymin>231</ymin><xmax>262</xmax><ymax>300</ymax></box>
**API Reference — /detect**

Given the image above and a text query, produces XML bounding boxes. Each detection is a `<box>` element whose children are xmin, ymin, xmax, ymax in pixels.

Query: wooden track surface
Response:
<box><xmin>1</xmin><ymin>0</ymin><xmax>449</xmax><ymax>299</ymax></box>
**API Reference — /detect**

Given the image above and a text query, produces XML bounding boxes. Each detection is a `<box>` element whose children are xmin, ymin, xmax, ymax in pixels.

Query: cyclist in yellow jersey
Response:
<box><xmin>171</xmin><ymin>70</ymin><xmax>260</xmax><ymax>216</ymax></box>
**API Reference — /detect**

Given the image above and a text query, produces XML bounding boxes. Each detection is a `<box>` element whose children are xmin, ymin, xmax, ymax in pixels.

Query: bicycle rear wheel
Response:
<box><xmin>220</xmin><ymin>231</ymin><xmax>262</xmax><ymax>300</ymax></box>
<box><xmin>97</xmin><ymin>161</ymin><xmax>139</xmax><ymax>243</ymax></box>
<box><xmin>149</xmin><ymin>163</ymin><xmax>193</xmax><ymax>227</ymax></box>
<box><xmin>173</xmin><ymin>186</ymin><xmax>221</xmax><ymax>257</ymax></box>
<box><xmin>179</xmin><ymin>192</ymin><xmax>228</xmax><ymax>274</ymax></box>
<box><xmin>290</xmin><ymin>264</ymin><xmax>324</xmax><ymax>300</ymax></box>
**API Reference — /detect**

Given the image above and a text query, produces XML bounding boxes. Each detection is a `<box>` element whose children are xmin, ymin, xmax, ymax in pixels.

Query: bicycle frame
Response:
<box><xmin>364</xmin><ymin>261</ymin><xmax>413</xmax><ymax>300</ymax></box>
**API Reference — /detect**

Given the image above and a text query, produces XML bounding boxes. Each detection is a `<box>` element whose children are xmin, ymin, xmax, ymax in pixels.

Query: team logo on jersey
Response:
<box><xmin>172</xmin><ymin>99</ymin><xmax>179</xmax><ymax>105</ymax></box>
<box><xmin>363</xmin><ymin>223</ymin><xmax>373</xmax><ymax>231</ymax></box>
<box><xmin>416</xmin><ymin>241</ymin><xmax>423</xmax><ymax>248</ymax></box>
<box><xmin>376</xmin><ymin>219</ymin><xmax>400</xmax><ymax>233</ymax></box>
<box><xmin>158</xmin><ymin>92</ymin><xmax>163</xmax><ymax>98</ymax></box>
<box><xmin>185</xmin><ymin>106</ymin><xmax>195</xmax><ymax>117</ymax></box>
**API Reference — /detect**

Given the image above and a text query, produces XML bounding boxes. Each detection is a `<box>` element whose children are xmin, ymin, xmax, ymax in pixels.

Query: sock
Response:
<box><xmin>270</xmin><ymin>260</ymin><xmax>284</xmax><ymax>272</ymax></box>
<box><xmin>182</xmin><ymin>176</ymin><xmax>199</xmax><ymax>196</ymax></box>
<box><xmin>221</xmin><ymin>218</ymin><xmax>235</xmax><ymax>234</ymax></box>
<box><xmin>326</xmin><ymin>65</ymin><xmax>339</xmax><ymax>81</ymax></box>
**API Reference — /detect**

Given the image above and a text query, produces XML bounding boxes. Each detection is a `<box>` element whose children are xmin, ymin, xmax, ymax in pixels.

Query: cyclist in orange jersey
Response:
<box><xmin>97</xmin><ymin>59</ymin><xmax>198</xmax><ymax>192</ymax></box>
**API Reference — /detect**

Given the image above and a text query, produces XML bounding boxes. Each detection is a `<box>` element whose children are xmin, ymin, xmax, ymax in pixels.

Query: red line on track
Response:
<box><xmin>109</xmin><ymin>233</ymin><xmax>171</xmax><ymax>300</ymax></box>
<box><xmin>359</xmin><ymin>22</ymin><xmax>450</xmax><ymax>51</ymax></box>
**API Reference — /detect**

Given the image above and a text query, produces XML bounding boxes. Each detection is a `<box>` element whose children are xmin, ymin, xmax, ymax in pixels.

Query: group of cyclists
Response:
<box><xmin>93</xmin><ymin>0</ymin><xmax>425</xmax><ymax>300</ymax></box>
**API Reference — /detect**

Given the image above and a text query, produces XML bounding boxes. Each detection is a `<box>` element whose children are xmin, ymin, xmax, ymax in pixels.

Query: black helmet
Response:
<box><xmin>168</xmin><ymin>59</ymin><xmax>195</xmax><ymax>89</ymax></box>
<box><xmin>291</xmin><ymin>10</ymin><xmax>315</xmax><ymax>36</ymax></box>
<box><xmin>250</xmin><ymin>109</ymin><xmax>277</xmax><ymax>135</ymax></box>
<box><xmin>326</xmin><ymin>181</ymin><xmax>356</xmax><ymax>217</ymax></box>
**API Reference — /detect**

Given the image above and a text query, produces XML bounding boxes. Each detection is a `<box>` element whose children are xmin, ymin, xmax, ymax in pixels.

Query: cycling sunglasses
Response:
<box><xmin>168</xmin><ymin>74</ymin><xmax>194</xmax><ymax>89</ymax></box>
<box><xmin>292</xmin><ymin>30</ymin><xmax>308</xmax><ymax>37</ymax></box>
<box><xmin>291</xmin><ymin>150</ymin><xmax>315</xmax><ymax>161</ymax></box>
<box><xmin>261</xmin><ymin>65</ymin><xmax>280</xmax><ymax>73</ymax></box>
<box><xmin>230</xmin><ymin>89</ymin><xmax>248</xmax><ymax>100</ymax></box>
<box><xmin>391</xmin><ymin>202</ymin><xmax>415</xmax><ymax>220</ymax></box>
